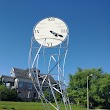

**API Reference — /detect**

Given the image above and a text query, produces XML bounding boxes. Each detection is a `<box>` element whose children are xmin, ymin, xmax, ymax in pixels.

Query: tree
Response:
<box><xmin>0</xmin><ymin>85</ymin><xmax>19</xmax><ymax>101</ymax></box>
<box><xmin>0</xmin><ymin>85</ymin><xmax>9</xmax><ymax>101</ymax></box>
<box><xmin>0</xmin><ymin>77</ymin><xmax>3</xmax><ymax>85</ymax></box>
<box><xmin>90</xmin><ymin>73</ymin><xmax>110</xmax><ymax>108</ymax></box>
<box><xmin>67</xmin><ymin>68</ymin><xmax>110</xmax><ymax>109</ymax></box>
<box><xmin>9</xmin><ymin>89</ymin><xmax>19</xmax><ymax>101</ymax></box>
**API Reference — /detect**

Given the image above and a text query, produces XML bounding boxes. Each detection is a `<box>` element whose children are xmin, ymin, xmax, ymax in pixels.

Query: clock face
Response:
<box><xmin>33</xmin><ymin>17</ymin><xmax>68</xmax><ymax>47</ymax></box>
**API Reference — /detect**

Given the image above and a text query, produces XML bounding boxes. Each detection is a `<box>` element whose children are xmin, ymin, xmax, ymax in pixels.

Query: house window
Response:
<box><xmin>19</xmin><ymin>81</ymin><xmax>23</xmax><ymax>88</ymax></box>
<box><xmin>6</xmin><ymin>83</ymin><xmax>10</xmax><ymax>87</ymax></box>
<box><xmin>10</xmin><ymin>82</ymin><xmax>14</xmax><ymax>86</ymax></box>
<box><xmin>28</xmin><ymin>83</ymin><xmax>32</xmax><ymax>89</ymax></box>
<box><xmin>34</xmin><ymin>92</ymin><xmax>36</xmax><ymax>97</ymax></box>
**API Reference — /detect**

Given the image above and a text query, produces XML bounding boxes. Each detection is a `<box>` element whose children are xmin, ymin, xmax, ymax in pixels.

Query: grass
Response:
<box><xmin>0</xmin><ymin>101</ymin><xmax>86</xmax><ymax>110</ymax></box>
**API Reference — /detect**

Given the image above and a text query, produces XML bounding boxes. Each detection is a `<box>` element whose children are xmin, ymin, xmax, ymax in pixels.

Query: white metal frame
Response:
<box><xmin>28</xmin><ymin>35</ymin><xmax>71</xmax><ymax>110</ymax></box>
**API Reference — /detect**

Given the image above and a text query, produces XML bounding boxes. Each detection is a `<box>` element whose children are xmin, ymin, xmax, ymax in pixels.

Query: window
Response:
<box><xmin>10</xmin><ymin>82</ymin><xmax>14</xmax><ymax>86</ymax></box>
<box><xmin>19</xmin><ymin>81</ymin><xmax>23</xmax><ymax>88</ymax></box>
<box><xmin>6</xmin><ymin>83</ymin><xmax>10</xmax><ymax>87</ymax></box>
<box><xmin>28</xmin><ymin>83</ymin><xmax>32</xmax><ymax>89</ymax></box>
<box><xmin>34</xmin><ymin>92</ymin><xmax>36</xmax><ymax>97</ymax></box>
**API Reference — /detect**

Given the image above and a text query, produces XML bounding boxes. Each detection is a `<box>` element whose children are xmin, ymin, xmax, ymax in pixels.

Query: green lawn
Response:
<box><xmin>0</xmin><ymin>101</ymin><xmax>86</xmax><ymax>110</ymax></box>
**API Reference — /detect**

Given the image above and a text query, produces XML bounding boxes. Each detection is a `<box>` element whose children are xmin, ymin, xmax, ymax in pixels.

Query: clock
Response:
<box><xmin>33</xmin><ymin>17</ymin><xmax>69</xmax><ymax>47</ymax></box>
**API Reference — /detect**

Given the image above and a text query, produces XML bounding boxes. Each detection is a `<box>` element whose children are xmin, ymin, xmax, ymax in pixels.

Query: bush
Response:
<box><xmin>0</xmin><ymin>85</ymin><xmax>9</xmax><ymax>101</ymax></box>
<box><xmin>0</xmin><ymin>85</ymin><xmax>20</xmax><ymax>101</ymax></box>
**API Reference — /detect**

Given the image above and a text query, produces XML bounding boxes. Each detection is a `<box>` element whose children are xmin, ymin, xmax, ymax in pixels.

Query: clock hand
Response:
<box><xmin>58</xmin><ymin>34</ymin><xmax>63</xmax><ymax>38</ymax></box>
<box><xmin>50</xmin><ymin>31</ymin><xmax>63</xmax><ymax>37</ymax></box>
<box><xmin>50</xmin><ymin>31</ymin><xmax>58</xmax><ymax>37</ymax></box>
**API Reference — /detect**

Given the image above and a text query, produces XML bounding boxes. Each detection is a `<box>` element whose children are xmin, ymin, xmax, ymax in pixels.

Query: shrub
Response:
<box><xmin>0</xmin><ymin>85</ymin><xmax>20</xmax><ymax>101</ymax></box>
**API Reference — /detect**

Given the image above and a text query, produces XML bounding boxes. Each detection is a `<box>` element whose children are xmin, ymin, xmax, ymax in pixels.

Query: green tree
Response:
<box><xmin>9</xmin><ymin>89</ymin><xmax>19</xmax><ymax>101</ymax></box>
<box><xmin>55</xmin><ymin>91</ymin><xmax>62</xmax><ymax>102</ymax></box>
<box><xmin>67</xmin><ymin>68</ymin><xmax>110</xmax><ymax>109</ymax></box>
<box><xmin>90</xmin><ymin>73</ymin><xmax>110</xmax><ymax>108</ymax></box>
<box><xmin>0</xmin><ymin>77</ymin><xmax>3</xmax><ymax>85</ymax></box>
<box><xmin>0</xmin><ymin>85</ymin><xmax>19</xmax><ymax>101</ymax></box>
<box><xmin>0</xmin><ymin>85</ymin><xmax>9</xmax><ymax>101</ymax></box>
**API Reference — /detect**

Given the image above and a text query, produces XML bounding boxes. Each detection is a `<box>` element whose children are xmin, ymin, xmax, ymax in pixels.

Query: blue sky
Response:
<box><xmin>0</xmin><ymin>0</ymin><xmax>110</xmax><ymax>82</ymax></box>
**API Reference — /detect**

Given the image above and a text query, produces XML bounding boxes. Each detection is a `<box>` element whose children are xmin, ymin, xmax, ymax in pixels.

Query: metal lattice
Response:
<box><xmin>28</xmin><ymin>34</ymin><xmax>71</xmax><ymax>110</ymax></box>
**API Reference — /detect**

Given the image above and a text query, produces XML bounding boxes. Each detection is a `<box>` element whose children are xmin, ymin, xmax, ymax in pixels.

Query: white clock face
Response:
<box><xmin>33</xmin><ymin>17</ymin><xmax>68</xmax><ymax>47</ymax></box>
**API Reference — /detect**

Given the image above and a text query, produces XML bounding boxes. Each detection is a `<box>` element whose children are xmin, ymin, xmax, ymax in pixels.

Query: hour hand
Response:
<box><xmin>58</xmin><ymin>34</ymin><xmax>63</xmax><ymax>38</ymax></box>
<box><xmin>50</xmin><ymin>31</ymin><xmax>58</xmax><ymax>37</ymax></box>
<box><xmin>50</xmin><ymin>31</ymin><xmax>63</xmax><ymax>37</ymax></box>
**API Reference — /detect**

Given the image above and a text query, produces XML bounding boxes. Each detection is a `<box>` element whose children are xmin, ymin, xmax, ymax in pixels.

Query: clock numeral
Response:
<box><xmin>35</xmin><ymin>30</ymin><xmax>39</xmax><ymax>33</ymax></box>
<box><xmin>47</xmin><ymin>42</ymin><xmax>52</xmax><ymax>47</ymax></box>
<box><xmin>37</xmin><ymin>30</ymin><xmax>39</xmax><ymax>33</ymax></box>
<box><xmin>48</xmin><ymin>17</ymin><xmax>55</xmax><ymax>21</ymax></box>
<box><xmin>61</xmin><ymin>29</ymin><xmax>67</xmax><ymax>33</ymax></box>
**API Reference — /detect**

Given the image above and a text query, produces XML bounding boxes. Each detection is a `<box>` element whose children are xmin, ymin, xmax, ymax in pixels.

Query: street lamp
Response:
<box><xmin>87</xmin><ymin>74</ymin><xmax>93</xmax><ymax>110</ymax></box>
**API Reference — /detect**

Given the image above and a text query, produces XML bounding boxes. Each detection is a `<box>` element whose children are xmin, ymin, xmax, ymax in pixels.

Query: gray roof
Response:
<box><xmin>1</xmin><ymin>75</ymin><xmax>15</xmax><ymax>82</ymax></box>
<box><xmin>11</xmin><ymin>67</ymin><xmax>30</xmax><ymax>78</ymax></box>
<box><xmin>1</xmin><ymin>75</ymin><xmax>15</xmax><ymax>79</ymax></box>
<box><xmin>13</xmin><ymin>67</ymin><xmax>25</xmax><ymax>72</ymax></box>
<box><xmin>40</xmin><ymin>74</ymin><xmax>56</xmax><ymax>84</ymax></box>
<box><xmin>8</xmin><ymin>67</ymin><xmax>56</xmax><ymax>84</ymax></box>
<box><xmin>12</xmin><ymin>67</ymin><xmax>37</xmax><ymax>75</ymax></box>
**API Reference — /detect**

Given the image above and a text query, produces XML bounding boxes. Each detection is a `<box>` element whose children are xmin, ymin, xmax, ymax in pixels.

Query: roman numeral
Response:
<box><xmin>48</xmin><ymin>17</ymin><xmax>55</xmax><ymax>21</ymax></box>
<box><xmin>47</xmin><ymin>42</ymin><xmax>52</xmax><ymax>47</ymax></box>
<box><xmin>34</xmin><ymin>30</ymin><xmax>39</xmax><ymax>33</ymax></box>
<box><xmin>61</xmin><ymin>29</ymin><xmax>67</xmax><ymax>33</ymax></box>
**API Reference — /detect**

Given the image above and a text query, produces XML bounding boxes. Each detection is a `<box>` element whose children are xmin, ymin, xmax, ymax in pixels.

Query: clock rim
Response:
<box><xmin>33</xmin><ymin>17</ymin><xmax>69</xmax><ymax>47</ymax></box>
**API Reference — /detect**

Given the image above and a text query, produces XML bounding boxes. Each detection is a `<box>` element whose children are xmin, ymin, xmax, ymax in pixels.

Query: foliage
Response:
<box><xmin>67</xmin><ymin>68</ymin><xmax>110</xmax><ymax>109</ymax></box>
<box><xmin>43</xmin><ymin>87</ymin><xmax>62</xmax><ymax>103</ymax></box>
<box><xmin>0</xmin><ymin>85</ymin><xmax>9</xmax><ymax>101</ymax></box>
<box><xmin>55</xmin><ymin>91</ymin><xmax>62</xmax><ymax>102</ymax></box>
<box><xmin>0</xmin><ymin>85</ymin><xmax>20</xmax><ymax>101</ymax></box>
<box><xmin>0</xmin><ymin>77</ymin><xmax>3</xmax><ymax>85</ymax></box>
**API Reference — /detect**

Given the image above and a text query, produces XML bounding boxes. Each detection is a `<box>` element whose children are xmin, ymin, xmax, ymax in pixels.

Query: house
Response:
<box><xmin>0</xmin><ymin>67</ymin><xmax>57</xmax><ymax>101</ymax></box>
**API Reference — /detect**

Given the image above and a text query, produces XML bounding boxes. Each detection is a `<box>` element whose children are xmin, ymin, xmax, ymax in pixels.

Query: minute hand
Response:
<box><xmin>50</xmin><ymin>31</ymin><xmax>63</xmax><ymax>37</ymax></box>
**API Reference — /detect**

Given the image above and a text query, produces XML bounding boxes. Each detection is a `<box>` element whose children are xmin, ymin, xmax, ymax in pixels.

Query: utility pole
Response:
<box><xmin>87</xmin><ymin>74</ymin><xmax>93</xmax><ymax>110</ymax></box>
